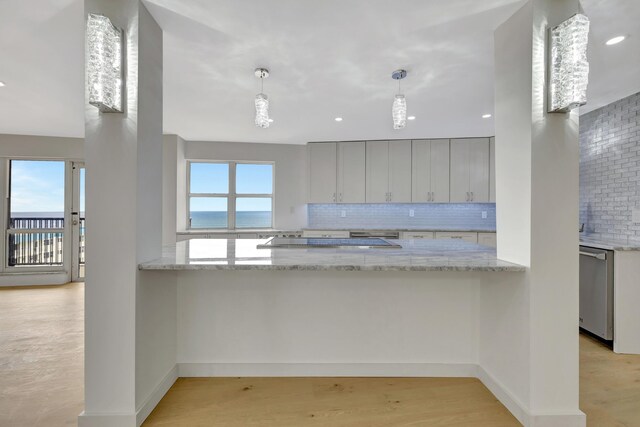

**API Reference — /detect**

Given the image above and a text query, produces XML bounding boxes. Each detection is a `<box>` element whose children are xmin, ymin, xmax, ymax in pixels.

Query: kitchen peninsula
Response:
<box><xmin>140</xmin><ymin>238</ymin><xmax>523</xmax><ymax>381</ymax></box>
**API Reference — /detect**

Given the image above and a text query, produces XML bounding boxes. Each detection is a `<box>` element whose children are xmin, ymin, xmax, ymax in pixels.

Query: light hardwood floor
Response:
<box><xmin>0</xmin><ymin>282</ymin><xmax>84</xmax><ymax>427</ymax></box>
<box><xmin>1</xmin><ymin>282</ymin><xmax>639</xmax><ymax>426</ymax></box>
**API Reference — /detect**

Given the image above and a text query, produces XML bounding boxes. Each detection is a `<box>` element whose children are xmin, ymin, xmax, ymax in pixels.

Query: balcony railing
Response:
<box><xmin>7</xmin><ymin>217</ymin><xmax>85</xmax><ymax>267</ymax></box>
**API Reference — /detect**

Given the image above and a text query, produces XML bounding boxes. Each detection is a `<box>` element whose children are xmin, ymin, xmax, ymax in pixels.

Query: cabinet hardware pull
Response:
<box><xmin>466</xmin><ymin>192</ymin><xmax>469</xmax><ymax>202</ymax></box>
<box><xmin>471</xmin><ymin>191</ymin><xmax>474</xmax><ymax>201</ymax></box>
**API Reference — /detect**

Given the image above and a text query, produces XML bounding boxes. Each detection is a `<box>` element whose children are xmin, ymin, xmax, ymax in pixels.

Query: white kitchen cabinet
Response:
<box><xmin>366</xmin><ymin>140</ymin><xmax>412</xmax><ymax>203</ymax></box>
<box><xmin>366</xmin><ymin>141</ymin><xmax>390</xmax><ymax>203</ymax></box>
<box><xmin>401</xmin><ymin>231</ymin><xmax>435</xmax><ymax>239</ymax></box>
<box><xmin>308</xmin><ymin>142</ymin><xmax>337</xmax><ymax>203</ymax></box>
<box><xmin>388</xmin><ymin>140</ymin><xmax>412</xmax><ymax>202</ymax></box>
<box><xmin>412</xmin><ymin>139</ymin><xmax>450</xmax><ymax>203</ymax></box>
<box><xmin>478</xmin><ymin>232</ymin><xmax>497</xmax><ymax>248</ymax></box>
<box><xmin>337</xmin><ymin>141</ymin><xmax>366</xmax><ymax>203</ymax></box>
<box><xmin>489</xmin><ymin>137</ymin><xmax>496</xmax><ymax>203</ymax></box>
<box><xmin>450</xmin><ymin>138</ymin><xmax>489</xmax><ymax>203</ymax></box>
<box><xmin>302</xmin><ymin>230</ymin><xmax>350</xmax><ymax>238</ymax></box>
<box><xmin>435</xmin><ymin>231</ymin><xmax>478</xmax><ymax>244</ymax></box>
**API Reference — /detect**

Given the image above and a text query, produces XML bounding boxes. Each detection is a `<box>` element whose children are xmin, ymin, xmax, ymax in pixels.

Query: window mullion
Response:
<box><xmin>229</xmin><ymin>162</ymin><xmax>236</xmax><ymax>230</ymax></box>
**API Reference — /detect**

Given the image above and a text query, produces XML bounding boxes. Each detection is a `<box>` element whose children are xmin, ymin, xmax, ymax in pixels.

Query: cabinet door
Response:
<box><xmin>430</xmin><ymin>139</ymin><xmax>450</xmax><ymax>203</ymax></box>
<box><xmin>308</xmin><ymin>143</ymin><xmax>337</xmax><ymax>203</ymax></box>
<box><xmin>489</xmin><ymin>137</ymin><xmax>496</xmax><ymax>203</ymax></box>
<box><xmin>469</xmin><ymin>138</ymin><xmax>490</xmax><ymax>202</ymax></box>
<box><xmin>337</xmin><ymin>141</ymin><xmax>366</xmax><ymax>203</ymax></box>
<box><xmin>450</xmin><ymin>139</ymin><xmax>471</xmax><ymax>202</ymax></box>
<box><xmin>366</xmin><ymin>141</ymin><xmax>389</xmax><ymax>203</ymax></box>
<box><xmin>411</xmin><ymin>140</ymin><xmax>431</xmax><ymax>202</ymax></box>
<box><xmin>478</xmin><ymin>232</ymin><xmax>497</xmax><ymax>248</ymax></box>
<box><xmin>388</xmin><ymin>140</ymin><xmax>412</xmax><ymax>202</ymax></box>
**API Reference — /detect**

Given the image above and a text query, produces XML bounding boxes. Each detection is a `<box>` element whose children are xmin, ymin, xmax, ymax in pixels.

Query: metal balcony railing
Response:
<box><xmin>7</xmin><ymin>217</ymin><xmax>85</xmax><ymax>267</ymax></box>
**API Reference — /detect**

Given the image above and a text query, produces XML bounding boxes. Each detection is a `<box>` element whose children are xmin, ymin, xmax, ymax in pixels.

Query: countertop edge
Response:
<box><xmin>138</xmin><ymin>264</ymin><xmax>525</xmax><ymax>272</ymax></box>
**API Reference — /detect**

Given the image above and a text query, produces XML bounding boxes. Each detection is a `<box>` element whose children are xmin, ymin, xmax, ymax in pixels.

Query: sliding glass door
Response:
<box><xmin>6</xmin><ymin>160</ymin><xmax>66</xmax><ymax>270</ymax></box>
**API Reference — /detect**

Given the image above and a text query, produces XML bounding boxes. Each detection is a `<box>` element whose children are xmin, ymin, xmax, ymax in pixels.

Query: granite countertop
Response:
<box><xmin>177</xmin><ymin>229</ymin><xmax>302</xmax><ymax>235</ymax></box>
<box><xmin>303</xmin><ymin>228</ymin><xmax>496</xmax><ymax>233</ymax></box>
<box><xmin>139</xmin><ymin>238</ymin><xmax>524</xmax><ymax>272</ymax></box>
<box><xmin>579</xmin><ymin>236</ymin><xmax>640</xmax><ymax>251</ymax></box>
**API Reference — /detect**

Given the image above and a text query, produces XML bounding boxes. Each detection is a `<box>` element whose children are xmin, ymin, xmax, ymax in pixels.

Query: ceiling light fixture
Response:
<box><xmin>254</xmin><ymin>68</ymin><xmax>270</xmax><ymax>128</ymax></box>
<box><xmin>482</xmin><ymin>114</ymin><xmax>492</xmax><ymax>119</ymax></box>
<box><xmin>86</xmin><ymin>13</ymin><xmax>124</xmax><ymax>113</ymax></box>
<box><xmin>334</xmin><ymin>117</ymin><xmax>343</xmax><ymax>122</ymax></box>
<box><xmin>391</xmin><ymin>69</ymin><xmax>408</xmax><ymax>129</ymax></box>
<box><xmin>0</xmin><ymin>81</ymin><xmax>5</xmax><ymax>87</ymax></box>
<box><xmin>605</xmin><ymin>36</ymin><xmax>625</xmax><ymax>46</ymax></box>
<box><xmin>548</xmin><ymin>13</ymin><xmax>590</xmax><ymax>113</ymax></box>
<box><xmin>407</xmin><ymin>116</ymin><xmax>416</xmax><ymax>120</ymax></box>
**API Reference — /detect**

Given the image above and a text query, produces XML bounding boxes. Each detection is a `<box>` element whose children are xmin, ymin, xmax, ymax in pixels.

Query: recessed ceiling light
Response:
<box><xmin>407</xmin><ymin>116</ymin><xmax>416</xmax><ymax>120</ymax></box>
<box><xmin>482</xmin><ymin>114</ymin><xmax>492</xmax><ymax>119</ymax></box>
<box><xmin>606</xmin><ymin>36</ymin><xmax>626</xmax><ymax>46</ymax></box>
<box><xmin>0</xmin><ymin>81</ymin><xmax>5</xmax><ymax>87</ymax></box>
<box><xmin>268</xmin><ymin>118</ymin><xmax>274</xmax><ymax>123</ymax></box>
<box><xmin>334</xmin><ymin>117</ymin><xmax>343</xmax><ymax>122</ymax></box>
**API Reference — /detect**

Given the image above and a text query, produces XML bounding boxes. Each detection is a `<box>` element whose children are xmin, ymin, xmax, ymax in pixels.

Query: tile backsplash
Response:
<box><xmin>308</xmin><ymin>203</ymin><xmax>496</xmax><ymax>230</ymax></box>
<box><xmin>580</xmin><ymin>91</ymin><xmax>640</xmax><ymax>240</ymax></box>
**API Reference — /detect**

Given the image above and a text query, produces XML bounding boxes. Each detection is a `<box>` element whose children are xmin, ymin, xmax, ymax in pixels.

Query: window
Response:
<box><xmin>7</xmin><ymin>160</ymin><xmax>65</xmax><ymax>267</ymax></box>
<box><xmin>188</xmin><ymin>161</ymin><xmax>274</xmax><ymax>229</ymax></box>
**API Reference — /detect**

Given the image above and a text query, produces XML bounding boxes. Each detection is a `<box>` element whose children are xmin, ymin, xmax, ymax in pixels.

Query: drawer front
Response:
<box><xmin>434</xmin><ymin>232</ymin><xmax>478</xmax><ymax>244</ymax></box>
<box><xmin>302</xmin><ymin>230</ymin><xmax>350</xmax><ymax>238</ymax></box>
<box><xmin>477</xmin><ymin>232</ymin><xmax>497</xmax><ymax>248</ymax></box>
<box><xmin>400</xmin><ymin>231</ymin><xmax>435</xmax><ymax>239</ymax></box>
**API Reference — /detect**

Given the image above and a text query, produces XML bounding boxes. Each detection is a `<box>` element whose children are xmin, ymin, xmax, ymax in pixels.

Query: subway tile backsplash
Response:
<box><xmin>580</xmin><ymin>91</ymin><xmax>640</xmax><ymax>241</ymax></box>
<box><xmin>308</xmin><ymin>203</ymin><xmax>496</xmax><ymax>230</ymax></box>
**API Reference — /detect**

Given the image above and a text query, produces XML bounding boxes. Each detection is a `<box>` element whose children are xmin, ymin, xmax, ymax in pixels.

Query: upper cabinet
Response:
<box><xmin>308</xmin><ymin>142</ymin><xmax>337</xmax><ymax>203</ymax></box>
<box><xmin>366</xmin><ymin>140</ymin><xmax>412</xmax><ymax>203</ymax></box>
<box><xmin>489</xmin><ymin>137</ymin><xmax>496</xmax><ymax>203</ymax></box>
<box><xmin>309</xmin><ymin>137</ymin><xmax>493</xmax><ymax>205</ymax></box>
<box><xmin>411</xmin><ymin>139</ymin><xmax>450</xmax><ymax>203</ymax></box>
<box><xmin>337</xmin><ymin>141</ymin><xmax>366</xmax><ymax>203</ymax></box>
<box><xmin>450</xmin><ymin>138</ymin><xmax>490</xmax><ymax>203</ymax></box>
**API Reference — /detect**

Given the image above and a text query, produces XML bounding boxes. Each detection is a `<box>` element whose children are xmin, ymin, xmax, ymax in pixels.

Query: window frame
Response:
<box><xmin>187</xmin><ymin>160</ymin><xmax>275</xmax><ymax>230</ymax></box>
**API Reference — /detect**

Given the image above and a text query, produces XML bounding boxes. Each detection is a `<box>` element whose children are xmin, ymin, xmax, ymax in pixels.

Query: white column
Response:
<box><xmin>481</xmin><ymin>0</ymin><xmax>584</xmax><ymax>426</ymax></box>
<box><xmin>162</xmin><ymin>134</ymin><xmax>187</xmax><ymax>244</ymax></box>
<box><xmin>81</xmin><ymin>1</ymin><xmax>166</xmax><ymax>426</ymax></box>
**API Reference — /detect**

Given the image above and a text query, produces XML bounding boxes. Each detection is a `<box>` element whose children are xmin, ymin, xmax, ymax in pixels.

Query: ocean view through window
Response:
<box><xmin>188</xmin><ymin>161</ymin><xmax>274</xmax><ymax>229</ymax></box>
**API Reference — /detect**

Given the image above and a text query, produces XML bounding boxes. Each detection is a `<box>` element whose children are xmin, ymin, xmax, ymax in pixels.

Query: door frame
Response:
<box><xmin>71</xmin><ymin>161</ymin><xmax>85</xmax><ymax>281</ymax></box>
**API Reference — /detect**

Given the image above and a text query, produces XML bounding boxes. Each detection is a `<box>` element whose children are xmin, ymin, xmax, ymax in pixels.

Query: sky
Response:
<box><xmin>10</xmin><ymin>160</ymin><xmax>66</xmax><ymax>214</ymax></box>
<box><xmin>10</xmin><ymin>160</ymin><xmax>271</xmax><ymax>215</ymax></box>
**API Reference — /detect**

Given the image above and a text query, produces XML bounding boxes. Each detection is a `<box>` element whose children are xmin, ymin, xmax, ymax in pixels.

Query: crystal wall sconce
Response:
<box><xmin>87</xmin><ymin>13</ymin><xmax>124</xmax><ymax>113</ymax></box>
<box><xmin>548</xmin><ymin>14</ymin><xmax>590</xmax><ymax>113</ymax></box>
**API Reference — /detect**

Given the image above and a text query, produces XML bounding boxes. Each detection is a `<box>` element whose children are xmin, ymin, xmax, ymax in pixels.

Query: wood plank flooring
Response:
<box><xmin>0</xmin><ymin>282</ymin><xmax>84</xmax><ymax>427</ymax></box>
<box><xmin>143</xmin><ymin>377</ymin><xmax>520</xmax><ymax>427</ymax></box>
<box><xmin>1</xmin><ymin>282</ymin><xmax>639</xmax><ymax>426</ymax></box>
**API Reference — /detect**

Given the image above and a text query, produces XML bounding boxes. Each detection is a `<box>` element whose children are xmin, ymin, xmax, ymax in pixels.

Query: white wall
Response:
<box><xmin>0</xmin><ymin>133</ymin><xmax>84</xmax><ymax>160</ymax></box>
<box><xmin>185</xmin><ymin>140</ymin><xmax>307</xmax><ymax>230</ymax></box>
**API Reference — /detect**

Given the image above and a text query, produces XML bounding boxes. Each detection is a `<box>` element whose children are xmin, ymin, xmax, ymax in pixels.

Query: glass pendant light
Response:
<box><xmin>255</xmin><ymin>68</ymin><xmax>270</xmax><ymax>128</ymax></box>
<box><xmin>391</xmin><ymin>69</ymin><xmax>407</xmax><ymax>129</ymax></box>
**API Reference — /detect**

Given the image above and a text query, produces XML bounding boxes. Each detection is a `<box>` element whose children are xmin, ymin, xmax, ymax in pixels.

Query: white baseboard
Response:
<box><xmin>136</xmin><ymin>364</ymin><xmax>178</xmax><ymax>426</ymax></box>
<box><xmin>178</xmin><ymin>362</ymin><xmax>478</xmax><ymax>378</ymax></box>
<box><xmin>0</xmin><ymin>272</ymin><xmax>69</xmax><ymax>287</ymax></box>
<box><xmin>477</xmin><ymin>366</ymin><xmax>586</xmax><ymax>427</ymax></box>
<box><xmin>77</xmin><ymin>412</ymin><xmax>136</xmax><ymax>427</ymax></box>
<box><xmin>477</xmin><ymin>365</ymin><xmax>528</xmax><ymax>425</ymax></box>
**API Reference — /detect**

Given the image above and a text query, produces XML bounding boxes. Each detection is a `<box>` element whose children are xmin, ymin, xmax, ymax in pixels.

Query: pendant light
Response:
<box><xmin>255</xmin><ymin>68</ymin><xmax>270</xmax><ymax>128</ymax></box>
<box><xmin>391</xmin><ymin>69</ymin><xmax>407</xmax><ymax>129</ymax></box>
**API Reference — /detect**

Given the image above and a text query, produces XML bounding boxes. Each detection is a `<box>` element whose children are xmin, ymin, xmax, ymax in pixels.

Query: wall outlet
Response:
<box><xmin>482</xmin><ymin>211</ymin><xmax>488</xmax><ymax>219</ymax></box>
<box><xmin>341</xmin><ymin>210</ymin><xmax>347</xmax><ymax>218</ymax></box>
<box><xmin>409</xmin><ymin>209</ymin><xmax>415</xmax><ymax>217</ymax></box>
<box><xmin>633</xmin><ymin>208</ymin><xmax>640</xmax><ymax>224</ymax></box>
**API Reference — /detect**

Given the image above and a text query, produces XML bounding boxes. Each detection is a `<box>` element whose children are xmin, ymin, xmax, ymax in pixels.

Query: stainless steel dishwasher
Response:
<box><xmin>579</xmin><ymin>246</ymin><xmax>614</xmax><ymax>340</ymax></box>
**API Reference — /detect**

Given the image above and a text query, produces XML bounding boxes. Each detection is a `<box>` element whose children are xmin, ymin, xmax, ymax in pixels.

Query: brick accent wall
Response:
<box><xmin>580</xmin><ymin>91</ymin><xmax>640</xmax><ymax>240</ymax></box>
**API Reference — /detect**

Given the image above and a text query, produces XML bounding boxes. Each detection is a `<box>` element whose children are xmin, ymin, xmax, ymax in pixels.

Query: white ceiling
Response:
<box><xmin>0</xmin><ymin>0</ymin><xmax>638</xmax><ymax>143</ymax></box>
